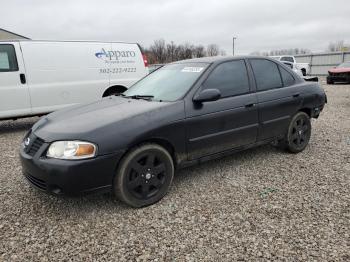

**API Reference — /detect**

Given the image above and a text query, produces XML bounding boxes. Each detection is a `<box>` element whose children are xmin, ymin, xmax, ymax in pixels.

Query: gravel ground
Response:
<box><xmin>0</xmin><ymin>83</ymin><xmax>349</xmax><ymax>261</ymax></box>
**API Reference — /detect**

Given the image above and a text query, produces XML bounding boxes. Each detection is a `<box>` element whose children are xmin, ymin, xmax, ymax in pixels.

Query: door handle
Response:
<box><xmin>20</xmin><ymin>74</ymin><xmax>26</xmax><ymax>84</ymax></box>
<box><xmin>245</xmin><ymin>103</ymin><xmax>255</xmax><ymax>108</ymax></box>
<box><xmin>293</xmin><ymin>93</ymin><xmax>300</xmax><ymax>98</ymax></box>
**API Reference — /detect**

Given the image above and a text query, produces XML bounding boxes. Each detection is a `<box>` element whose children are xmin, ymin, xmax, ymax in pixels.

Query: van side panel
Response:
<box><xmin>109</xmin><ymin>43</ymin><xmax>148</xmax><ymax>88</ymax></box>
<box><xmin>19</xmin><ymin>41</ymin><xmax>147</xmax><ymax>115</ymax></box>
<box><xmin>20</xmin><ymin>41</ymin><xmax>111</xmax><ymax>114</ymax></box>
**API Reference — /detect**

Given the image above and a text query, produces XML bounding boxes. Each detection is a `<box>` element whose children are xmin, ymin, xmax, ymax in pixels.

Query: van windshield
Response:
<box><xmin>123</xmin><ymin>63</ymin><xmax>208</xmax><ymax>101</ymax></box>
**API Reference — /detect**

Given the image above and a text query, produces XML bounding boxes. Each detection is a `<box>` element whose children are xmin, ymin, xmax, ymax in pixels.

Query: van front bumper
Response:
<box><xmin>20</xmin><ymin>146</ymin><xmax>124</xmax><ymax>195</ymax></box>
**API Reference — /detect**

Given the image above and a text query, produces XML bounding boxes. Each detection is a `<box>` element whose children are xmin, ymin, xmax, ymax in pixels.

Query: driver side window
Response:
<box><xmin>0</xmin><ymin>45</ymin><xmax>18</xmax><ymax>72</ymax></box>
<box><xmin>202</xmin><ymin>60</ymin><xmax>250</xmax><ymax>98</ymax></box>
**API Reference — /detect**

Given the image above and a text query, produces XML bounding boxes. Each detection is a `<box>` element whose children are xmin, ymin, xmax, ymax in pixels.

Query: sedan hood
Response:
<box><xmin>328</xmin><ymin>67</ymin><xmax>350</xmax><ymax>73</ymax></box>
<box><xmin>32</xmin><ymin>96</ymin><xmax>183</xmax><ymax>146</ymax></box>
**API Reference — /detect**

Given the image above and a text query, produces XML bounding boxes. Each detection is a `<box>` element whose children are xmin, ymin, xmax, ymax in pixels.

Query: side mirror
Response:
<box><xmin>193</xmin><ymin>89</ymin><xmax>221</xmax><ymax>103</ymax></box>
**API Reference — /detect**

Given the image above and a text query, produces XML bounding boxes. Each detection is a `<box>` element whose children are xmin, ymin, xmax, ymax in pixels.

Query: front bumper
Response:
<box><xmin>20</xmin><ymin>139</ymin><xmax>124</xmax><ymax>195</ymax></box>
<box><xmin>327</xmin><ymin>74</ymin><xmax>350</xmax><ymax>83</ymax></box>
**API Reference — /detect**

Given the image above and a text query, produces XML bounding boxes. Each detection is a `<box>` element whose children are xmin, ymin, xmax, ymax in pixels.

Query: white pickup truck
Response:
<box><xmin>270</xmin><ymin>55</ymin><xmax>310</xmax><ymax>76</ymax></box>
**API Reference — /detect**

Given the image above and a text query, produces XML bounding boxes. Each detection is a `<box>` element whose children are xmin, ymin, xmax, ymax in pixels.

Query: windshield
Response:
<box><xmin>124</xmin><ymin>63</ymin><xmax>209</xmax><ymax>101</ymax></box>
<box><xmin>337</xmin><ymin>62</ymin><xmax>350</xmax><ymax>68</ymax></box>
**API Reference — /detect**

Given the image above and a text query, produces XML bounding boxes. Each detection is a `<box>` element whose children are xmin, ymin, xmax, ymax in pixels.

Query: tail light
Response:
<box><xmin>142</xmin><ymin>54</ymin><xmax>148</xmax><ymax>67</ymax></box>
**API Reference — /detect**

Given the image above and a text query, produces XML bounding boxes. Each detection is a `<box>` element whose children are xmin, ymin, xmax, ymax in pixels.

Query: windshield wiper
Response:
<box><xmin>123</xmin><ymin>95</ymin><xmax>154</xmax><ymax>101</ymax></box>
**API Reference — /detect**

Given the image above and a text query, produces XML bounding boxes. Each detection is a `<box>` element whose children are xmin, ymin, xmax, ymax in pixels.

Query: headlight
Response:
<box><xmin>47</xmin><ymin>141</ymin><xmax>97</xmax><ymax>160</ymax></box>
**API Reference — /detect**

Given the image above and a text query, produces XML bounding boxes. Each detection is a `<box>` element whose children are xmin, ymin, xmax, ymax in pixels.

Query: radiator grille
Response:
<box><xmin>24</xmin><ymin>135</ymin><xmax>45</xmax><ymax>157</ymax></box>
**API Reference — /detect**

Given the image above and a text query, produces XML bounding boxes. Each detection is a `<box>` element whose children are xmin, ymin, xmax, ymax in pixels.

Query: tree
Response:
<box><xmin>206</xmin><ymin>44</ymin><xmax>220</xmax><ymax>56</ymax></box>
<box><xmin>193</xmin><ymin>45</ymin><xmax>206</xmax><ymax>58</ymax></box>
<box><xmin>327</xmin><ymin>40</ymin><xmax>347</xmax><ymax>52</ymax></box>
<box><xmin>166</xmin><ymin>41</ymin><xmax>176</xmax><ymax>62</ymax></box>
<box><xmin>220</xmin><ymin>49</ymin><xmax>227</xmax><ymax>56</ymax></box>
<box><xmin>143</xmin><ymin>40</ymin><xmax>225</xmax><ymax>64</ymax></box>
<box><xmin>150</xmin><ymin>39</ymin><xmax>167</xmax><ymax>63</ymax></box>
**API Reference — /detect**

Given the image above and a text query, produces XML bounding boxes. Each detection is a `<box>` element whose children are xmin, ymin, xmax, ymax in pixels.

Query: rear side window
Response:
<box><xmin>280</xmin><ymin>66</ymin><xmax>295</xmax><ymax>87</ymax></box>
<box><xmin>0</xmin><ymin>45</ymin><xmax>18</xmax><ymax>72</ymax></box>
<box><xmin>250</xmin><ymin>59</ymin><xmax>282</xmax><ymax>91</ymax></box>
<box><xmin>203</xmin><ymin>60</ymin><xmax>250</xmax><ymax>98</ymax></box>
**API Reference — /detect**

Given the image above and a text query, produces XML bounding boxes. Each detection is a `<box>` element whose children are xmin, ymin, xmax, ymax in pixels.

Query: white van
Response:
<box><xmin>0</xmin><ymin>40</ymin><xmax>148</xmax><ymax>120</ymax></box>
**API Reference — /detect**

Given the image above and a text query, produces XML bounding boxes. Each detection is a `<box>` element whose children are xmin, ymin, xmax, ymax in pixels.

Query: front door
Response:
<box><xmin>185</xmin><ymin>60</ymin><xmax>259</xmax><ymax>160</ymax></box>
<box><xmin>0</xmin><ymin>43</ymin><xmax>31</xmax><ymax>119</ymax></box>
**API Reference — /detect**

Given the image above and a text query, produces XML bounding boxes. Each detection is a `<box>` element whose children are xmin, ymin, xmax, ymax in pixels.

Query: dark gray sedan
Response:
<box><xmin>20</xmin><ymin>56</ymin><xmax>327</xmax><ymax>207</ymax></box>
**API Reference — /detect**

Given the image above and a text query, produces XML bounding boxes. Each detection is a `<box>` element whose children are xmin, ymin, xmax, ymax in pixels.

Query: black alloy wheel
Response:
<box><xmin>114</xmin><ymin>144</ymin><xmax>174</xmax><ymax>207</ymax></box>
<box><xmin>286</xmin><ymin>112</ymin><xmax>311</xmax><ymax>153</ymax></box>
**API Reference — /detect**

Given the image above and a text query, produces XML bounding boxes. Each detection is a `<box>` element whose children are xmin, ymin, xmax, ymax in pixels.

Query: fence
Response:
<box><xmin>295</xmin><ymin>51</ymin><xmax>350</xmax><ymax>76</ymax></box>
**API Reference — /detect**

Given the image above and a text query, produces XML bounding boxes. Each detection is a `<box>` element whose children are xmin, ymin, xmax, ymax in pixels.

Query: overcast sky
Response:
<box><xmin>1</xmin><ymin>0</ymin><xmax>349</xmax><ymax>54</ymax></box>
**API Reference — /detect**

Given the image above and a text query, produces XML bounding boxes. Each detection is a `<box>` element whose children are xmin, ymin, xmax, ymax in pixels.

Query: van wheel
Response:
<box><xmin>113</xmin><ymin>144</ymin><xmax>174</xmax><ymax>208</ymax></box>
<box><xmin>281</xmin><ymin>112</ymin><xmax>311</xmax><ymax>153</ymax></box>
<box><xmin>301</xmin><ymin>69</ymin><xmax>306</xmax><ymax>76</ymax></box>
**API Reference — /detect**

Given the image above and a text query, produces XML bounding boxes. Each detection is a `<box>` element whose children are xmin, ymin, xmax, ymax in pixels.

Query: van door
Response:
<box><xmin>0</xmin><ymin>42</ymin><xmax>31</xmax><ymax>119</ymax></box>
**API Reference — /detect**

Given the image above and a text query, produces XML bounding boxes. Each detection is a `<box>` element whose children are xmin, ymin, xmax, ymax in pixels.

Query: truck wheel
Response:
<box><xmin>282</xmin><ymin>112</ymin><xmax>311</xmax><ymax>153</ymax></box>
<box><xmin>301</xmin><ymin>68</ymin><xmax>306</xmax><ymax>76</ymax></box>
<box><xmin>113</xmin><ymin>144</ymin><xmax>174</xmax><ymax>208</ymax></box>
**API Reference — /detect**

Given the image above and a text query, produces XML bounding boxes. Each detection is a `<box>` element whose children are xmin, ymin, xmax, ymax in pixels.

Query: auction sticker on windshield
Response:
<box><xmin>181</xmin><ymin>67</ymin><xmax>204</xmax><ymax>73</ymax></box>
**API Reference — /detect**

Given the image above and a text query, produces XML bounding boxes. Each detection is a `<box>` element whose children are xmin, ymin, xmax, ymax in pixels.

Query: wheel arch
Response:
<box><xmin>102</xmin><ymin>85</ymin><xmax>128</xmax><ymax>97</ymax></box>
<box><xmin>298</xmin><ymin>107</ymin><xmax>312</xmax><ymax>118</ymax></box>
<box><xmin>133</xmin><ymin>138</ymin><xmax>178</xmax><ymax>167</ymax></box>
<box><xmin>115</xmin><ymin>138</ymin><xmax>179</xmax><ymax>172</ymax></box>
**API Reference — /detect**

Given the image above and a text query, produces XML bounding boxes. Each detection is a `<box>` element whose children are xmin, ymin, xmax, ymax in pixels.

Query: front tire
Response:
<box><xmin>284</xmin><ymin>112</ymin><xmax>312</xmax><ymax>153</ymax></box>
<box><xmin>113</xmin><ymin>144</ymin><xmax>174</xmax><ymax>208</ymax></box>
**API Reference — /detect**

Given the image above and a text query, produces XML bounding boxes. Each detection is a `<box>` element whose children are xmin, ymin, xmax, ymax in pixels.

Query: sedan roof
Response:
<box><xmin>173</xmin><ymin>55</ymin><xmax>271</xmax><ymax>64</ymax></box>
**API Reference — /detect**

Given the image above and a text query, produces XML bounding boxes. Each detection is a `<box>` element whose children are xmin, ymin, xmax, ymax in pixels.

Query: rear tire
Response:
<box><xmin>113</xmin><ymin>144</ymin><xmax>174</xmax><ymax>208</ymax></box>
<box><xmin>282</xmin><ymin>112</ymin><xmax>312</xmax><ymax>153</ymax></box>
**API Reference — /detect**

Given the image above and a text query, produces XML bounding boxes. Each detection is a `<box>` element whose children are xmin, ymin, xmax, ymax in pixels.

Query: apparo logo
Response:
<box><xmin>95</xmin><ymin>48</ymin><xmax>136</xmax><ymax>61</ymax></box>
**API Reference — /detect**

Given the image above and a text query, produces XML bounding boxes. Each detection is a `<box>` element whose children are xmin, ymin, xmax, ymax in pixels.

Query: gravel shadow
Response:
<box><xmin>0</xmin><ymin>117</ymin><xmax>39</xmax><ymax>134</ymax></box>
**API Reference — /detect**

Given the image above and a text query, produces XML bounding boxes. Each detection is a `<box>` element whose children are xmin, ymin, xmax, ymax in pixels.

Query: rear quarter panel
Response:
<box><xmin>299</xmin><ymin>81</ymin><xmax>326</xmax><ymax>113</ymax></box>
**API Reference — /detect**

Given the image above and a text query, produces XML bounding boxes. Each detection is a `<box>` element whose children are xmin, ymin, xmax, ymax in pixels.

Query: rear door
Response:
<box><xmin>185</xmin><ymin>60</ymin><xmax>258</xmax><ymax>160</ymax></box>
<box><xmin>249</xmin><ymin>58</ymin><xmax>301</xmax><ymax>140</ymax></box>
<box><xmin>0</xmin><ymin>42</ymin><xmax>31</xmax><ymax>118</ymax></box>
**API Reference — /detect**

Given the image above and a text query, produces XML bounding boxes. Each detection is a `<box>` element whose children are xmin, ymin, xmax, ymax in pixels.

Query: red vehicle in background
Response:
<box><xmin>327</xmin><ymin>62</ymin><xmax>350</xmax><ymax>84</ymax></box>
